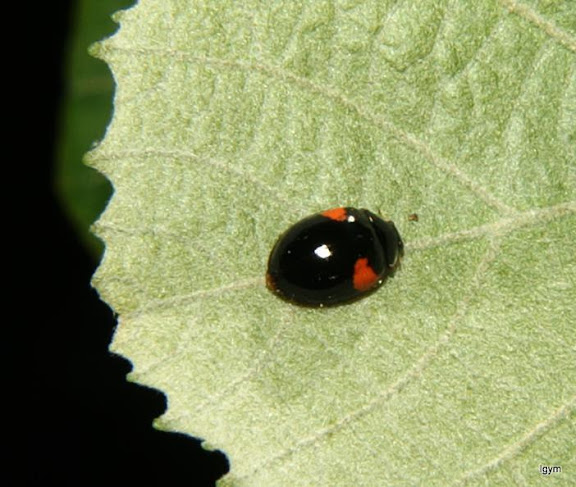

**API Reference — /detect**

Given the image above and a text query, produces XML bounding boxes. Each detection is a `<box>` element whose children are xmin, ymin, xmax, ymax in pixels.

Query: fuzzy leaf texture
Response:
<box><xmin>87</xmin><ymin>1</ymin><xmax>576</xmax><ymax>485</ymax></box>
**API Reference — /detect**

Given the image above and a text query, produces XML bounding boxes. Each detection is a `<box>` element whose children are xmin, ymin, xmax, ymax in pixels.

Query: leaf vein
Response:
<box><xmin>100</xmin><ymin>200</ymin><xmax>575</xmax><ymax>319</ymax></box>
<box><xmin>98</xmin><ymin>44</ymin><xmax>515</xmax><ymax>214</ymax></box>
<box><xmin>451</xmin><ymin>395</ymin><xmax>576</xmax><ymax>485</ymax></box>
<box><xmin>500</xmin><ymin>0</ymin><xmax>576</xmax><ymax>53</ymax></box>
<box><xmin>89</xmin><ymin>148</ymin><xmax>297</xmax><ymax>210</ymax></box>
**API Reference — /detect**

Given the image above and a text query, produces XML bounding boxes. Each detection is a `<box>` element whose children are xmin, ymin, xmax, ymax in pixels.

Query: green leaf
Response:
<box><xmin>88</xmin><ymin>1</ymin><xmax>576</xmax><ymax>485</ymax></box>
<box><xmin>55</xmin><ymin>0</ymin><xmax>135</xmax><ymax>255</ymax></box>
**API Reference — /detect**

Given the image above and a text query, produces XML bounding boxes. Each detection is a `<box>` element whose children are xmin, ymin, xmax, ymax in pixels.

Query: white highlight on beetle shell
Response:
<box><xmin>314</xmin><ymin>244</ymin><xmax>332</xmax><ymax>259</ymax></box>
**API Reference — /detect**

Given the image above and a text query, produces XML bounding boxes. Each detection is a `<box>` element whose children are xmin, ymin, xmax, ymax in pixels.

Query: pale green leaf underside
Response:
<box><xmin>88</xmin><ymin>1</ymin><xmax>576</xmax><ymax>485</ymax></box>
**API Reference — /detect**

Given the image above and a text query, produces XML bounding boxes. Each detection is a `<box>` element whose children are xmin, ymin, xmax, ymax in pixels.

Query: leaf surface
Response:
<box><xmin>88</xmin><ymin>1</ymin><xmax>576</xmax><ymax>485</ymax></box>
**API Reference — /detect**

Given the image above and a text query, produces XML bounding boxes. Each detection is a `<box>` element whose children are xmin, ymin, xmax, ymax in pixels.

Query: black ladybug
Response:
<box><xmin>266</xmin><ymin>207</ymin><xmax>404</xmax><ymax>307</ymax></box>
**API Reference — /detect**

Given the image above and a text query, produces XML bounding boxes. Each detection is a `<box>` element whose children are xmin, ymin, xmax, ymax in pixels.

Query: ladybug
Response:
<box><xmin>266</xmin><ymin>207</ymin><xmax>404</xmax><ymax>307</ymax></box>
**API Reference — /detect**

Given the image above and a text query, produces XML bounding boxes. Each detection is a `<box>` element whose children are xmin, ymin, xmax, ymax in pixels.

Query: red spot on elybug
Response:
<box><xmin>353</xmin><ymin>257</ymin><xmax>379</xmax><ymax>291</ymax></box>
<box><xmin>321</xmin><ymin>207</ymin><xmax>347</xmax><ymax>221</ymax></box>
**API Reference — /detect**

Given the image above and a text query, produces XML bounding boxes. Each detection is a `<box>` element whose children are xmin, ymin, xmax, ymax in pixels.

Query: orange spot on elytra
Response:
<box><xmin>322</xmin><ymin>207</ymin><xmax>347</xmax><ymax>221</ymax></box>
<box><xmin>353</xmin><ymin>258</ymin><xmax>379</xmax><ymax>291</ymax></box>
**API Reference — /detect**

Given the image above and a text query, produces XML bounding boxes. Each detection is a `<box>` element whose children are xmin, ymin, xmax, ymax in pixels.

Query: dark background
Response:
<box><xmin>26</xmin><ymin>2</ymin><xmax>229</xmax><ymax>485</ymax></box>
